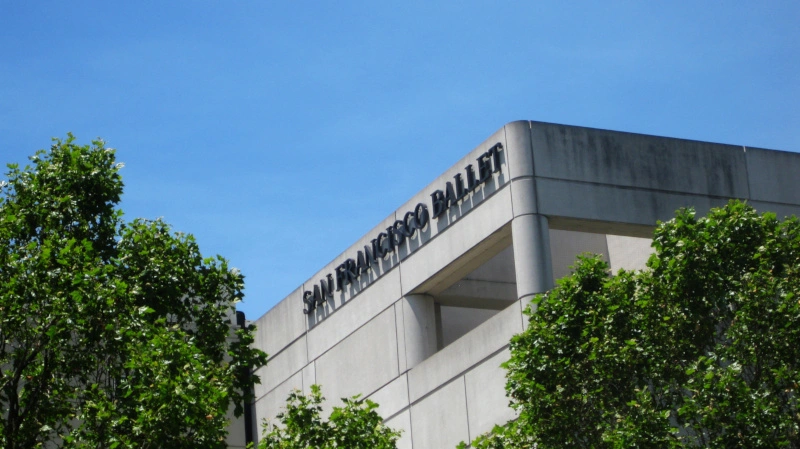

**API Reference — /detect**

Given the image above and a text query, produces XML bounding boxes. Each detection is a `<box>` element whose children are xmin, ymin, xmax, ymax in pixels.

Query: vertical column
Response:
<box><xmin>504</xmin><ymin>121</ymin><xmax>553</xmax><ymax>307</ymax></box>
<box><xmin>401</xmin><ymin>294</ymin><xmax>437</xmax><ymax>369</ymax></box>
<box><xmin>512</xmin><ymin>213</ymin><xmax>553</xmax><ymax>305</ymax></box>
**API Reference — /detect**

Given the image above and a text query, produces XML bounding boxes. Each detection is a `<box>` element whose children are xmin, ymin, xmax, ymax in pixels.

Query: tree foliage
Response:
<box><xmin>0</xmin><ymin>135</ymin><xmax>267</xmax><ymax>448</ymax></box>
<box><xmin>259</xmin><ymin>385</ymin><xmax>401</xmax><ymax>449</ymax></box>
<box><xmin>466</xmin><ymin>201</ymin><xmax>800</xmax><ymax>448</ymax></box>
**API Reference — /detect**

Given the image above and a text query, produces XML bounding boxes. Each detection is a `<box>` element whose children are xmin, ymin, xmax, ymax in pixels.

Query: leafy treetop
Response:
<box><xmin>0</xmin><ymin>135</ymin><xmax>267</xmax><ymax>449</ymax></box>
<box><xmin>259</xmin><ymin>385</ymin><xmax>401</xmax><ymax>449</ymax></box>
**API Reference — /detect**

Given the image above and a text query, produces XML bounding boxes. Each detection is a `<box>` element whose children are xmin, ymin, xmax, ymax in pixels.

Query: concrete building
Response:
<box><xmin>247</xmin><ymin>121</ymin><xmax>800</xmax><ymax>448</ymax></box>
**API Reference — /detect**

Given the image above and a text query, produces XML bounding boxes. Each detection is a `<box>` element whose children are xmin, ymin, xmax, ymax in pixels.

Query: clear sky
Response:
<box><xmin>2</xmin><ymin>1</ymin><xmax>799</xmax><ymax>319</ymax></box>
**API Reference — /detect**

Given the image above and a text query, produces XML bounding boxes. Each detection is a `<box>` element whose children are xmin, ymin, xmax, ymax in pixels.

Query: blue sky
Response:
<box><xmin>2</xmin><ymin>1</ymin><xmax>799</xmax><ymax>319</ymax></box>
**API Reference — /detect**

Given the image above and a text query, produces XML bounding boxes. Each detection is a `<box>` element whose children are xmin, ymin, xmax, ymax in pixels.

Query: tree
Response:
<box><xmin>0</xmin><ymin>135</ymin><xmax>268</xmax><ymax>448</ymax></box>
<box><xmin>465</xmin><ymin>201</ymin><xmax>800</xmax><ymax>448</ymax></box>
<box><xmin>258</xmin><ymin>385</ymin><xmax>401</xmax><ymax>449</ymax></box>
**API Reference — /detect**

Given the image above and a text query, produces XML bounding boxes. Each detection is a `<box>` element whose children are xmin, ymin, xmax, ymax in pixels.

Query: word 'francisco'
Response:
<box><xmin>302</xmin><ymin>142</ymin><xmax>504</xmax><ymax>315</ymax></box>
<box><xmin>303</xmin><ymin>203</ymin><xmax>429</xmax><ymax>314</ymax></box>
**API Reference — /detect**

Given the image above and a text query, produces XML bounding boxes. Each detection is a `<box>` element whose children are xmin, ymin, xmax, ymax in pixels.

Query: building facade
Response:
<box><xmin>247</xmin><ymin>121</ymin><xmax>800</xmax><ymax>448</ymax></box>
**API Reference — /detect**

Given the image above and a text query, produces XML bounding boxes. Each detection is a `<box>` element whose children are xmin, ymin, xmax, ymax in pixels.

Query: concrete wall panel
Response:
<box><xmin>465</xmin><ymin>348</ymin><xmax>517</xmax><ymax>438</ymax></box>
<box><xmin>385</xmin><ymin>409</ymin><xmax>413</xmax><ymax>449</ymax></box>
<box><xmin>438</xmin><ymin>279</ymin><xmax>517</xmax><ymax>304</ymax></box>
<box><xmin>519</xmin><ymin>297</ymin><xmax>532</xmax><ymax>331</ymax></box>
<box><xmin>366</xmin><ymin>373</ymin><xmax>410</xmax><ymax>420</ymax></box>
<box><xmin>254</xmin><ymin>335</ymin><xmax>307</xmax><ymax>400</ymax></box>
<box><xmin>746</xmin><ymin>147</ymin><xmax>800</xmax><ymax>205</ymax></box>
<box><xmin>255</xmin><ymin>371</ymin><xmax>303</xmax><ymax>426</ymax></box>
<box><xmin>549</xmin><ymin>229</ymin><xmax>610</xmax><ymax>280</ymax></box>
<box><xmin>307</xmin><ymin>268</ymin><xmax>401</xmax><ymax>360</ymax></box>
<box><xmin>410</xmin><ymin>378</ymin><xmax>470</xmax><ymax>449</ymax></box>
<box><xmin>409</xmin><ymin>301</ymin><xmax>522</xmax><ymax>403</ymax></box>
<box><xmin>301</xmin><ymin>362</ymin><xmax>316</xmax><ymax>395</ymax></box>
<box><xmin>606</xmin><ymin>235</ymin><xmax>652</xmax><ymax>272</ymax></box>
<box><xmin>748</xmin><ymin>200</ymin><xmax>800</xmax><ymax>220</ymax></box>
<box><xmin>536</xmin><ymin>178</ymin><xmax>730</xmax><ymax>227</ymax></box>
<box><xmin>252</xmin><ymin>286</ymin><xmax>306</xmax><ymax>358</ymax></box>
<box><xmin>401</xmin><ymin>295</ymin><xmax>437</xmax><ymax>370</ymax></box>
<box><xmin>440</xmin><ymin>306</ymin><xmax>499</xmax><ymax>347</ymax></box>
<box><xmin>225</xmin><ymin>405</ymin><xmax>247</xmax><ymax>448</ymax></box>
<box><xmin>529</xmin><ymin>122</ymin><xmax>749</xmax><ymax>197</ymax></box>
<box><xmin>314</xmin><ymin>308</ymin><xmax>400</xmax><ymax>410</ymax></box>
<box><xmin>394</xmin><ymin>301</ymin><xmax>408</xmax><ymax>373</ymax></box>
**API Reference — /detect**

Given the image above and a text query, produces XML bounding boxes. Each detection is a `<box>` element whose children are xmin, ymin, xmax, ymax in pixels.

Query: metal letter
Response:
<box><xmin>320</xmin><ymin>274</ymin><xmax>334</xmax><ymax>301</ymax></box>
<box><xmin>345</xmin><ymin>258</ymin><xmax>358</xmax><ymax>285</ymax></box>
<box><xmin>491</xmin><ymin>143</ymin><xmax>503</xmax><ymax>172</ymax></box>
<box><xmin>384</xmin><ymin>226</ymin><xmax>398</xmax><ymax>251</ymax></box>
<box><xmin>302</xmin><ymin>290</ymin><xmax>315</xmax><ymax>314</ymax></box>
<box><xmin>356</xmin><ymin>250</ymin><xmax>369</xmax><ymax>276</ymax></box>
<box><xmin>395</xmin><ymin>219</ymin><xmax>411</xmax><ymax>239</ymax></box>
<box><xmin>477</xmin><ymin>153</ymin><xmax>492</xmax><ymax>183</ymax></box>
<box><xmin>465</xmin><ymin>164</ymin><xmax>477</xmax><ymax>190</ymax></box>
<box><xmin>454</xmin><ymin>173</ymin><xmax>467</xmax><ymax>200</ymax></box>
<box><xmin>430</xmin><ymin>190</ymin><xmax>446</xmax><ymax>218</ymax></box>
<box><xmin>365</xmin><ymin>241</ymin><xmax>379</xmax><ymax>265</ymax></box>
<box><xmin>335</xmin><ymin>264</ymin><xmax>347</xmax><ymax>291</ymax></box>
<box><xmin>377</xmin><ymin>232</ymin><xmax>391</xmax><ymax>256</ymax></box>
<box><xmin>403</xmin><ymin>211</ymin><xmax>417</xmax><ymax>237</ymax></box>
<box><xmin>414</xmin><ymin>203</ymin><xmax>429</xmax><ymax>230</ymax></box>
<box><xmin>313</xmin><ymin>285</ymin><xmax>324</xmax><ymax>307</ymax></box>
<box><xmin>444</xmin><ymin>181</ymin><xmax>457</xmax><ymax>210</ymax></box>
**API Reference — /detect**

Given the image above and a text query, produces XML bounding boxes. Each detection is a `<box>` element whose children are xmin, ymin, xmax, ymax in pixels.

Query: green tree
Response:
<box><xmin>259</xmin><ymin>385</ymin><xmax>401</xmax><ymax>449</ymax></box>
<box><xmin>0</xmin><ymin>135</ymin><xmax>268</xmax><ymax>448</ymax></box>
<box><xmin>465</xmin><ymin>201</ymin><xmax>800</xmax><ymax>448</ymax></box>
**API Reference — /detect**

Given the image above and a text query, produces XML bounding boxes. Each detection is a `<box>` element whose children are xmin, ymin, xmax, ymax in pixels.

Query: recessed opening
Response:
<box><xmin>434</xmin><ymin>245</ymin><xmax>515</xmax><ymax>349</ymax></box>
<box><xmin>429</xmin><ymin>229</ymin><xmax>653</xmax><ymax>352</ymax></box>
